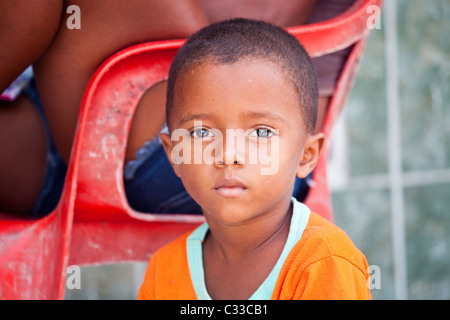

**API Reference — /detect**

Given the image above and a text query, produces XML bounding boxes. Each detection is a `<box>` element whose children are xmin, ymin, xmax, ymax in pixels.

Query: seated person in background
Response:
<box><xmin>0</xmin><ymin>0</ymin><xmax>355</xmax><ymax>217</ymax></box>
<box><xmin>138</xmin><ymin>18</ymin><xmax>371</xmax><ymax>300</ymax></box>
<box><xmin>0</xmin><ymin>0</ymin><xmax>209</xmax><ymax>217</ymax></box>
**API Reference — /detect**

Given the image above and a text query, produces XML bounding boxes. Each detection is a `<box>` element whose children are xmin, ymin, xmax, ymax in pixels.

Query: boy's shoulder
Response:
<box><xmin>292</xmin><ymin>211</ymin><xmax>369</xmax><ymax>272</ymax></box>
<box><xmin>140</xmin><ymin>228</ymin><xmax>198</xmax><ymax>299</ymax></box>
<box><xmin>273</xmin><ymin>211</ymin><xmax>371</xmax><ymax>299</ymax></box>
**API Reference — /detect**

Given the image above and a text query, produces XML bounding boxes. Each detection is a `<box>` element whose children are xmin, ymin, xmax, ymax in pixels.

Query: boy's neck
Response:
<box><xmin>203</xmin><ymin>198</ymin><xmax>293</xmax><ymax>261</ymax></box>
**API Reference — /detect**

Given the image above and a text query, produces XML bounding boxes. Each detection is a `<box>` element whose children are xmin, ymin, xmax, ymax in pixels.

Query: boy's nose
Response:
<box><xmin>214</xmin><ymin>159</ymin><xmax>241</xmax><ymax>166</ymax></box>
<box><xmin>213</xmin><ymin>134</ymin><xmax>245</xmax><ymax>168</ymax></box>
<box><xmin>214</xmin><ymin>151</ymin><xmax>245</xmax><ymax>167</ymax></box>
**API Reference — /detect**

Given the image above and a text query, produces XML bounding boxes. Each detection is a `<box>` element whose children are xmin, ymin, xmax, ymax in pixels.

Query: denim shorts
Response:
<box><xmin>123</xmin><ymin>133</ymin><xmax>202</xmax><ymax>214</ymax></box>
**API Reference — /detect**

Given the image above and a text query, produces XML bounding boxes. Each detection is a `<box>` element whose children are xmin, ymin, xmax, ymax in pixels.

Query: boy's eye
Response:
<box><xmin>249</xmin><ymin>128</ymin><xmax>275</xmax><ymax>138</ymax></box>
<box><xmin>191</xmin><ymin>128</ymin><xmax>214</xmax><ymax>139</ymax></box>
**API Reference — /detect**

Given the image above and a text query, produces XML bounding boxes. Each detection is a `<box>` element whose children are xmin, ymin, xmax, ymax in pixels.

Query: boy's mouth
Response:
<box><xmin>213</xmin><ymin>178</ymin><xmax>247</xmax><ymax>198</ymax></box>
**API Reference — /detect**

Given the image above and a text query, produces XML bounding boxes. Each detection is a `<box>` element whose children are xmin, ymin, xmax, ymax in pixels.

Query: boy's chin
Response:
<box><xmin>203</xmin><ymin>202</ymin><xmax>258</xmax><ymax>226</ymax></box>
<box><xmin>208</xmin><ymin>202</ymin><xmax>288</xmax><ymax>228</ymax></box>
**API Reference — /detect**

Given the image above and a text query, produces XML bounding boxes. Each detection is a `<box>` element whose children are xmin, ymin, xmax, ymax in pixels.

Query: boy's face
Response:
<box><xmin>161</xmin><ymin>59</ymin><xmax>324</xmax><ymax>224</ymax></box>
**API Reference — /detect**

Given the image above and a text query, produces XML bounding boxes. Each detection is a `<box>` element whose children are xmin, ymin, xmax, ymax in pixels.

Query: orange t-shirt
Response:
<box><xmin>138</xmin><ymin>211</ymin><xmax>371</xmax><ymax>300</ymax></box>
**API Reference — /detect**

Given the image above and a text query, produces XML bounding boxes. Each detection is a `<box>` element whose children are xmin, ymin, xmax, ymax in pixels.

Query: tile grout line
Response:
<box><xmin>330</xmin><ymin>168</ymin><xmax>450</xmax><ymax>192</ymax></box>
<box><xmin>384</xmin><ymin>0</ymin><xmax>408</xmax><ymax>300</ymax></box>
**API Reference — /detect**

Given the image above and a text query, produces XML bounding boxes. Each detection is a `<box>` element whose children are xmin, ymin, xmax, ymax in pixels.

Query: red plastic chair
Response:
<box><xmin>293</xmin><ymin>0</ymin><xmax>384</xmax><ymax>221</ymax></box>
<box><xmin>69</xmin><ymin>0</ymin><xmax>382</xmax><ymax>266</ymax></box>
<box><xmin>0</xmin><ymin>0</ymin><xmax>382</xmax><ymax>299</ymax></box>
<box><xmin>68</xmin><ymin>40</ymin><xmax>205</xmax><ymax>267</ymax></box>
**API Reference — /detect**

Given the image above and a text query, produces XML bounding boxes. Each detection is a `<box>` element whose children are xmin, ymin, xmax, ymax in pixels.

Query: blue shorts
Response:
<box><xmin>123</xmin><ymin>133</ymin><xmax>202</xmax><ymax>214</ymax></box>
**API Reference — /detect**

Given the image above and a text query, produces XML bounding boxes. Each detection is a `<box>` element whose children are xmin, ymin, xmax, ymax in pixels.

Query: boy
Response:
<box><xmin>138</xmin><ymin>18</ymin><xmax>371</xmax><ymax>300</ymax></box>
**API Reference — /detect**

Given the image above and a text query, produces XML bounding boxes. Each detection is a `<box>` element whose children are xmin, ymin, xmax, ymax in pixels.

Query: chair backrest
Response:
<box><xmin>304</xmin><ymin>39</ymin><xmax>368</xmax><ymax>221</ymax></box>
<box><xmin>299</xmin><ymin>0</ymin><xmax>383</xmax><ymax>220</ymax></box>
<box><xmin>72</xmin><ymin>0</ymin><xmax>382</xmax><ymax>223</ymax></box>
<box><xmin>68</xmin><ymin>0</ymin><xmax>382</xmax><ymax>266</ymax></box>
<box><xmin>68</xmin><ymin>40</ymin><xmax>205</xmax><ymax>266</ymax></box>
<box><xmin>72</xmin><ymin>39</ymin><xmax>200</xmax><ymax>223</ymax></box>
<box><xmin>288</xmin><ymin>0</ymin><xmax>380</xmax><ymax>58</ymax></box>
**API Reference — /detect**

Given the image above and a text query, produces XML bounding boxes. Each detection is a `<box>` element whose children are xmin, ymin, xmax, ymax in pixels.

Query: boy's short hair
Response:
<box><xmin>166</xmin><ymin>18</ymin><xmax>318</xmax><ymax>133</ymax></box>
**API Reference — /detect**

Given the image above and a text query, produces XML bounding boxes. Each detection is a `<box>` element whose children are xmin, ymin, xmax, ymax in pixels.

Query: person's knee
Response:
<box><xmin>0</xmin><ymin>0</ymin><xmax>63</xmax><ymax>91</ymax></box>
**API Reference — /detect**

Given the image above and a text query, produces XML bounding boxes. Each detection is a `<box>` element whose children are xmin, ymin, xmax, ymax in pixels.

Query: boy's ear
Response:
<box><xmin>160</xmin><ymin>132</ymin><xmax>182</xmax><ymax>178</ymax></box>
<box><xmin>296</xmin><ymin>132</ymin><xmax>326</xmax><ymax>179</ymax></box>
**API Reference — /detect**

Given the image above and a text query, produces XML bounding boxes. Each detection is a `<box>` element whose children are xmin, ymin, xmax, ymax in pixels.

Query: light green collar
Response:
<box><xmin>186</xmin><ymin>197</ymin><xmax>310</xmax><ymax>300</ymax></box>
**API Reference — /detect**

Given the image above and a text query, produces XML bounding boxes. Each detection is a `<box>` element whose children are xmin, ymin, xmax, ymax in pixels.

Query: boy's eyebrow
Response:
<box><xmin>178</xmin><ymin>111</ymin><xmax>288</xmax><ymax>125</ymax></box>
<box><xmin>179</xmin><ymin>113</ymin><xmax>213</xmax><ymax>125</ymax></box>
<box><xmin>240</xmin><ymin>111</ymin><xmax>287</xmax><ymax>123</ymax></box>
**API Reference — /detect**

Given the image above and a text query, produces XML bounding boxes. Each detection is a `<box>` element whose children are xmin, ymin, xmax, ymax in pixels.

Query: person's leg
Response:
<box><xmin>0</xmin><ymin>0</ymin><xmax>62</xmax><ymax>93</ymax></box>
<box><xmin>33</xmin><ymin>0</ymin><xmax>209</xmax><ymax>163</ymax></box>
<box><xmin>125</xmin><ymin>81</ymin><xmax>168</xmax><ymax>162</ymax></box>
<box><xmin>197</xmin><ymin>0</ymin><xmax>318</xmax><ymax>27</ymax></box>
<box><xmin>0</xmin><ymin>0</ymin><xmax>63</xmax><ymax>215</ymax></box>
<box><xmin>0</xmin><ymin>95</ymin><xmax>46</xmax><ymax>215</ymax></box>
